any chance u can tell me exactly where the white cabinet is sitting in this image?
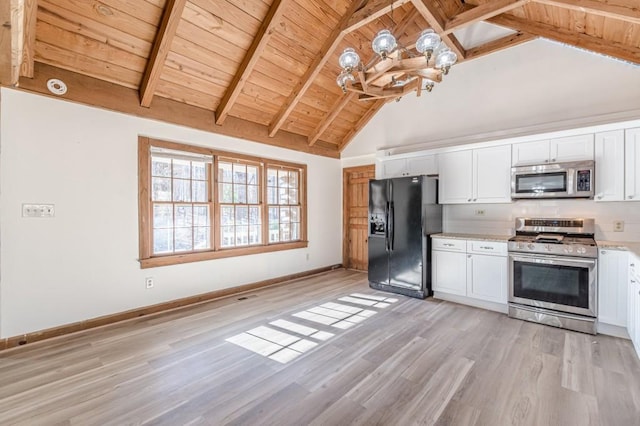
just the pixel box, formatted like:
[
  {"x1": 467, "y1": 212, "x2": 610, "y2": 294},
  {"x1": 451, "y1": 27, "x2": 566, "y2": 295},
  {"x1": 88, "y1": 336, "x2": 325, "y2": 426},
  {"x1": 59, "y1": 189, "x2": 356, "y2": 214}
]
[
  {"x1": 512, "y1": 134, "x2": 594, "y2": 166},
  {"x1": 628, "y1": 255, "x2": 640, "y2": 357},
  {"x1": 433, "y1": 249, "x2": 467, "y2": 296},
  {"x1": 439, "y1": 145, "x2": 511, "y2": 204},
  {"x1": 595, "y1": 130, "x2": 625, "y2": 202},
  {"x1": 598, "y1": 249, "x2": 628, "y2": 327},
  {"x1": 625, "y1": 128, "x2": 640, "y2": 202},
  {"x1": 379, "y1": 154, "x2": 438, "y2": 178},
  {"x1": 432, "y1": 238, "x2": 508, "y2": 304}
]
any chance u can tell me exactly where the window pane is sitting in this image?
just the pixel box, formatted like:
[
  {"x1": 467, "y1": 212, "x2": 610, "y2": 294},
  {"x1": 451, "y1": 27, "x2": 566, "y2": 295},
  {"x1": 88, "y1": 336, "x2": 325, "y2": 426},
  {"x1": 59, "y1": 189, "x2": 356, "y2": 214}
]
[
  {"x1": 221, "y1": 206, "x2": 234, "y2": 225},
  {"x1": 247, "y1": 185, "x2": 259, "y2": 204},
  {"x1": 219, "y1": 183, "x2": 233, "y2": 203},
  {"x1": 233, "y1": 163, "x2": 247, "y2": 184},
  {"x1": 153, "y1": 228, "x2": 173, "y2": 254},
  {"x1": 173, "y1": 159, "x2": 190, "y2": 178},
  {"x1": 280, "y1": 206, "x2": 290, "y2": 223},
  {"x1": 152, "y1": 157, "x2": 171, "y2": 177},
  {"x1": 291, "y1": 223, "x2": 300, "y2": 240},
  {"x1": 221, "y1": 226, "x2": 235, "y2": 248},
  {"x1": 219, "y1": 162, "x2": 233, "y2": 183},
  {"x1": 192, "y1": 180, "x2": 207, "y2": 202},
  {"x1": 173, "y1": 179, "x2": 191, "y2": 202},
  {"x1": 280, "y1": 223, "x2": 291, "y2": 241},
  {"x1": 235, "y1": 225, "x2": 248, "y2": 246},
  {"x1": 194, "y1": 227, "x2": 210, "y2": 249},
  {"x1": 194, "y1": 205, "x2": 209, "y2": 226},
  {"x1": 152, "y1": 177, "x2": 171, "y2": 201},
  {"x1": 267, "y1": 169, "x2": 278, "y2": 187},
  {"x1": 174, "y1": 227, "x2": 193, "y2": 252},
  {"x1": 290, "y1": 206, "x2": 300, "y2": 223},
  {"x1": 278, "y1": 187, "x2": 288, "y2": 204},
  {"x1": 278, "y1": 169, "x2": 288, "y2": 187},
  {"x1": 175, "y1": 205, "x2": 193, "y2": 227},
  {"x1": 235, "y1": 206, "x2": 248, "y2": 225},
  {"x1": 249, "y1": 207, "x2": 261, "y2": 225},
  {"x1": 249, "y1": 225, "x2": 261, "y2": 244},
  {"x1": 247, "y1": 166, "x2": 258, "y2": 185},
  {"x1": 234, "y1": 184, "x2": 247, "y2": 204},
  {"x1": 289, "y1": 188, "x2": 299, "y2": 205},
  {"x1": 267, "y1": 187, "x2": 276, "y2": 204},
  {"x1": 269, "y1": 206, "x2": 279, "y2": 224},
  {"x1": 153, "y1": 204, "x2": 173, "y2": 228},
  {"x1": 289, "y1": 171, "x2": 299, "y2": 188},
  {"x1": 192, "y1": 161, "x2": 206, "y2": 180}
]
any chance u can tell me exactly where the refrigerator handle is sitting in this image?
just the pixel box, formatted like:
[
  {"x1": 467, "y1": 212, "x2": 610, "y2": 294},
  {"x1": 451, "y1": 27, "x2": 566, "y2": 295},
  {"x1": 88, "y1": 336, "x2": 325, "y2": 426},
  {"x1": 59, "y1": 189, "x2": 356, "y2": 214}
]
[
  {"x1": 385, "y1": 201, "x2": 390, "y2": 252},
  {"x1": 389, "y1": 201, "x2": 395, "y2": 251}
]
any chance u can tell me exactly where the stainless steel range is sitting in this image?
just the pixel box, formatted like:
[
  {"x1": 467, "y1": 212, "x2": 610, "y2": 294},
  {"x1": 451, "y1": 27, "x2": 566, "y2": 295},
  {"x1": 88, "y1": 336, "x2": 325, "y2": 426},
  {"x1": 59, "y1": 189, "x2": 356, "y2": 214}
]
[{"x1": 508, "y1": 218, "x2": 598, "y2": 334}]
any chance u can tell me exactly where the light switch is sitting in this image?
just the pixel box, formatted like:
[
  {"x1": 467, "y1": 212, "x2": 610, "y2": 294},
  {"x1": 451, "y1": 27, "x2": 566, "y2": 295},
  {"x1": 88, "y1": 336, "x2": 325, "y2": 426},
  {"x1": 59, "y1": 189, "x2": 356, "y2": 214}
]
[{"x1": 22, "y1": 204, "x2": 55, "y2": 218}]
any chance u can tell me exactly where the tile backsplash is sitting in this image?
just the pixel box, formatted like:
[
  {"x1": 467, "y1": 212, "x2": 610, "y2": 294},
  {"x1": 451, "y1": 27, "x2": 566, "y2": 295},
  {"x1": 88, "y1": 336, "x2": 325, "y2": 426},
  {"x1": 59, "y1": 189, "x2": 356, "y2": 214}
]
[{"x1": 444, "y1": 200, "x2": 640, "y2": 242}]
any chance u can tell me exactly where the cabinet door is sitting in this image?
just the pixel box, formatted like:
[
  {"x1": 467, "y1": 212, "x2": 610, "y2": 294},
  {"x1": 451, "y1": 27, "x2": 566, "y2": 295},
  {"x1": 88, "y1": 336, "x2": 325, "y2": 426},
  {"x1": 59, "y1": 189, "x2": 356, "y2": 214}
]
[
  {"x1": 467, "y1": 254, "x2": 508, "y2": 304},
  {"x1": 473, "y1": 145, "x2": 512, "y2": 203},
  {"x1": 594, "y1": 131, "x2": 625, "y2": 202},
  {"x1": 407, "y1": 155, "x2": 438, "y2": 176},
  {"x1": 550, "y1": 134, "x2": 595, "y2": 163},
  {"x1": 438, "y1": 150, "x2": 472, "y2": 204},
  {"x1": 629, "y1": 256, "x2": 640, "y2": 356},
  {"x1": 432, "y1": 250, "x2": 467, "y2": 296},
  {"x1": 598, "y1": 249, "x2": 628, "y2": 327},
  {"x1": 625, "y1": 128, "x2": 640, "y2": 202},
  {"x1": 380, "y1": 158, "x2": 408, "y2": 178},
  {"x1": 511, "y1": 140, "x2": 550, "y2": 166}
]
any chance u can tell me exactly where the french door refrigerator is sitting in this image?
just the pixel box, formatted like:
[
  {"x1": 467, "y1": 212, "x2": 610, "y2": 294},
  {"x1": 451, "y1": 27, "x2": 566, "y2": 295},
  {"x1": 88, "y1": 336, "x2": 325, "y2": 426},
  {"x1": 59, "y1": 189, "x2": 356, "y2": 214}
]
[{"x1": 368, "y1": 176, "x2": 441, "y2": 299}]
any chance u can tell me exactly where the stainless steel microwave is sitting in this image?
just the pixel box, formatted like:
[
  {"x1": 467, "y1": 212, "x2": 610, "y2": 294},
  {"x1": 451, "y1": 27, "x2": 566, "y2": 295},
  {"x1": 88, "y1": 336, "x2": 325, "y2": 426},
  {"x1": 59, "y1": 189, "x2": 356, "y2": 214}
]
[{"x1": 511, "y1": 160, "x2": 595, "y2": 199}]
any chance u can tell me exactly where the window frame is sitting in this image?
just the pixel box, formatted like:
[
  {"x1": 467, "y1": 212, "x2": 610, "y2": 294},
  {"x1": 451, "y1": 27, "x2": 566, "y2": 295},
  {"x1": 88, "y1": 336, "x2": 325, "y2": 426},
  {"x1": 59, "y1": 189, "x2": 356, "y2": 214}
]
[{"x1": 139, "y1": 137, "x2": 308, "y2": 268}]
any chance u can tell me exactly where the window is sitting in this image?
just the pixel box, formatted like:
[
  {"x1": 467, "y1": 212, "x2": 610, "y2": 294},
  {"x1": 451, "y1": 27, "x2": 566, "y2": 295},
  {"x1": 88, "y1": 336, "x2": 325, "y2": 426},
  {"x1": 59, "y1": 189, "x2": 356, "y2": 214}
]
[{"x1": 139, "y1": 137, "x2": 307, "y2": 268}]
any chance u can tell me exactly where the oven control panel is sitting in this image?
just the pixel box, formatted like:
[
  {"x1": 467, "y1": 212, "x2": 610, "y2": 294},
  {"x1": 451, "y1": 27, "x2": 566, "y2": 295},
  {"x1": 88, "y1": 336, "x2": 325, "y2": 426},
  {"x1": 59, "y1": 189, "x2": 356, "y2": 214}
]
[{"x1": 508, "y1": 240, "x2": 597, "y2": 258}]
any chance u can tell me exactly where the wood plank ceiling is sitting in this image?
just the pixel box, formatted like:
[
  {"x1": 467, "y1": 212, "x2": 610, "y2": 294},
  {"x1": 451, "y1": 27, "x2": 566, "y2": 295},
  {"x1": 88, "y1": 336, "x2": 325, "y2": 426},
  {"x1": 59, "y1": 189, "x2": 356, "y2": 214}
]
[{"x1": 2, "y1": 0, "x2": 639, "y2": 158}]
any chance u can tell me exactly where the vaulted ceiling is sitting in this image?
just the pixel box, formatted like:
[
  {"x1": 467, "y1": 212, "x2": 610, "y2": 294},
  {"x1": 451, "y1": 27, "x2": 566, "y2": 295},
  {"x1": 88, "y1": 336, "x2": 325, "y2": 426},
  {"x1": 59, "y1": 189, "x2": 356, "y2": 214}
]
[{"x1": 1, "y1": 0, "x2": 639, "y2": 158}]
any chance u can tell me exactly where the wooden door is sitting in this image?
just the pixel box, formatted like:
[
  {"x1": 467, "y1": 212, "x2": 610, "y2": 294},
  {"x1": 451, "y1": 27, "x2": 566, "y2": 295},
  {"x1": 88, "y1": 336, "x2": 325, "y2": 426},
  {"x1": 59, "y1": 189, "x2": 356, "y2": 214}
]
[{"x1": 343, "y1": 165, "x2": 374, "y2": 271}]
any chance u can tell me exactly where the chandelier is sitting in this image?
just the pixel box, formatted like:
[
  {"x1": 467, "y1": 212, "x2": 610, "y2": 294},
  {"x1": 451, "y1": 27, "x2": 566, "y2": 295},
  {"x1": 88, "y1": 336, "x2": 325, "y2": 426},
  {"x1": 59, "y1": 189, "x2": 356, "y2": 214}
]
[{"x1": 336, "y1": 28, "x2": 458, "y2": 101}]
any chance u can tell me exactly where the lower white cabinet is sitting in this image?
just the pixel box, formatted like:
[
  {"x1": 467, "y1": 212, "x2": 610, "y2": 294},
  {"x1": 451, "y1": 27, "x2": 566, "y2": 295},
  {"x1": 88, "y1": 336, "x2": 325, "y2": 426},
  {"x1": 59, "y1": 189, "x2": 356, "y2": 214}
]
[
  {"x1": 598, "y1": 249, "x2": 628, "y2": 327},
  {"x1": 629, "y1": 255, "x2": 640, "y2": 357},
  {"x1": 432, "y1": 238, "x2": 508, "y2": 305}
]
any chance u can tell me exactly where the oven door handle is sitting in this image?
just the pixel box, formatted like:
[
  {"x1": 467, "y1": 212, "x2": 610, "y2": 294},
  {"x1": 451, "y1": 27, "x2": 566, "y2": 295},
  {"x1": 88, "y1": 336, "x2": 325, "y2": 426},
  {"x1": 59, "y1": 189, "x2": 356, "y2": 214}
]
[{"x1": 509, "y1": 253, "x2": 596, "y2": 268}]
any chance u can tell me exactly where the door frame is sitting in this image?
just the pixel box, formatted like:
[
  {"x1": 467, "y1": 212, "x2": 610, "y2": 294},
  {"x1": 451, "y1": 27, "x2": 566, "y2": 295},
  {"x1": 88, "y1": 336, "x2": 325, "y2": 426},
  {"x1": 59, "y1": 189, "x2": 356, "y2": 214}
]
[{"x1": 342, "y1": 164, "x2": 375, "y2": 270}]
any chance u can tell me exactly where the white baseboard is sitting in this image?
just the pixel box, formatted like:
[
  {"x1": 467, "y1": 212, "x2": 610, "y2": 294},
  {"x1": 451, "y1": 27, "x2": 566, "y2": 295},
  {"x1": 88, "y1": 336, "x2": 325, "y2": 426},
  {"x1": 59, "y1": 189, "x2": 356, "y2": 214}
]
[{"x1": 433, "y1": 292, "x2": 508, "y2": 314}]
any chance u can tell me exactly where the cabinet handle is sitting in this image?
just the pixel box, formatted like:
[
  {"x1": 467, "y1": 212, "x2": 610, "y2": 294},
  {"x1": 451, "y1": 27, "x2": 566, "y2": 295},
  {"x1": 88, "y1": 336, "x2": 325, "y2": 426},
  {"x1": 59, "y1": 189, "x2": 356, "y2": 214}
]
[
  {"x1": 467, "y1": 198, "x2": 471, "y2": 202},
  {"x1": 628, "y1": 195, "x2": 634, "y2": 199},
  {"x1": 544, "y1": 159, "x2": 549, "y2": 163},
  {"x1": 597, "y1": 195, "x2": 603, "y2": 200},
  {"x1": 551, "y1": 158, "x2": 556, "y2": 162},
  {"x1": 443, "y1": 243, "x2": 454, "y2": 247},
  {"x1": 631, "y1": 264, "x2": 635, "y2": 267},
  {"x1": 468, "y1": 254, "x2": 472, "y2": 258},
  {"x1": 480, "y1": 246, "x2": 493, "y2": 250},
  {"x1": 601, "y1": 251, "x2": 605, "y2": 255},
  {"x1": 473, "y1": 198, "x2": 477, "y2": 202}
]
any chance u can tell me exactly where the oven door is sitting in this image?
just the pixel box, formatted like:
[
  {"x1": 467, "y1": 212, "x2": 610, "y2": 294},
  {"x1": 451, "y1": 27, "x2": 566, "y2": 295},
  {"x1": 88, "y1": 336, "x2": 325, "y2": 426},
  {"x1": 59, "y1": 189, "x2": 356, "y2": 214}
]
[{"x1": 509, "y1": 253, "x2": 597, "y2": 317}]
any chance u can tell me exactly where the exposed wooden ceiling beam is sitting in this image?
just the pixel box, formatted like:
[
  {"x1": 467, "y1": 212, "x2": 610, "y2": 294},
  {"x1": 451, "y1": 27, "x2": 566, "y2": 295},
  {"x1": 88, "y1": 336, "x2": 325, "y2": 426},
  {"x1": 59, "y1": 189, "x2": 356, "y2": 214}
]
[
  {"x1": 533, "y1": 0, "x2": 640, "y2": 25},
  {"x1": 410, "y1": 0, "x2": 466, "y2": 59},
  {"x1": 346, "y1": 0, "x2": 412, "y2": 32},
  {"x1": 0, "y1": 0, "x2": 12, "y2": 85},
  {"x1": 139, "y1": 0, "x2": 187, "y2": 108},
  {"x1": 443, "y1": 0, "x2": 531, "y2": 35},
  {"x1": 308, "y1": 92, "x2": 356, "y2": 146},
  {"x1": 19, "y1": 62, "x2": 339, "y2": 158},
  {"x1": 339, "y1": 99, "x2": 386, "y2": 151},
  {"x1": 19, "y1": 0, "x2": 36, "y2": 78},
  {"x1": 489, "y1": 14, "x2": 640, "y2": 64},
  {"x1": 267, "y1": 0, "x2": 365, "y2": 138},
  {"x1": 1, "y1": 0, "x2": 25, "y2": 86},
  {"x1": 215, "y1": 0, "x2": 288, "y2": 125},
  {"x1": 465, "y1": 31, "x2": 536, "y2": 60}
]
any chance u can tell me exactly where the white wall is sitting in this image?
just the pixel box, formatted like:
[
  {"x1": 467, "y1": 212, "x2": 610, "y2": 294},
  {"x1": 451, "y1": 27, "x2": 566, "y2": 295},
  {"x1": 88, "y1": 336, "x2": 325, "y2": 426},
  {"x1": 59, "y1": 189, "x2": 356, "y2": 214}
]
[
  {"x1": 444, "y1": 200, "x2": 640, "y2": 242},
  {"x1": 0, "y1": 88, "x2": 343, "y2": 338},
  {"x1": 342, "y1": 39, "x2": 640, "y2": 158}
]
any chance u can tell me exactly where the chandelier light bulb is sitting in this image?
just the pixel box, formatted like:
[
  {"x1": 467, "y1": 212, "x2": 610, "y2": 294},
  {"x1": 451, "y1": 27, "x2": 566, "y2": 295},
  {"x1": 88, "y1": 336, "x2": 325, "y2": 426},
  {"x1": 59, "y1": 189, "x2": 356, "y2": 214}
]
[
  {"x1": 436, "y1": 47, "x2": 458, "y2": 75},
  {"x1": 336, "y1": 71, "x2": 356, "y2": 92},
  {"x1": 415, "y1": 29, "x2": 441, "y2": 62},
  {"x1": 422, "y1": 78, "x2": 435, "y2": 92},
  {"x1": 372, "y1": 30, "x2": 397, "y2": 59},
  {"x1": 338, "y1": 48, "x2": 360, "y2": 72}
]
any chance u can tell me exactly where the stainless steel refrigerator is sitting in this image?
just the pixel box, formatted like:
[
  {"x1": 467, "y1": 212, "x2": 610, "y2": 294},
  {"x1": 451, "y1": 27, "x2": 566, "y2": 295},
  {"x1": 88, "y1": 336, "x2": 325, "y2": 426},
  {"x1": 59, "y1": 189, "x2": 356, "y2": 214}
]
[{"x1": 368, "y1": 176, "x2": 442, "y2": 299}]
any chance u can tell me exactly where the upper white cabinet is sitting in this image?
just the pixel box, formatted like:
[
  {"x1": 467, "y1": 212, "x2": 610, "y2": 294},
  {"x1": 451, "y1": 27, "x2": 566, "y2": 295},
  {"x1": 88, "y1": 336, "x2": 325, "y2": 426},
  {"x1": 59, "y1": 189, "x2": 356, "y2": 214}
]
[
  {"x1": 598, "y1": 249, "x2": 628, "y2": 328},
  {"x1": 625, "y1": 128, "x2": 640, "y2": 202},
  {"x1": 439, "y1": 145, "x2": 511, "y2": 204},
  {"x1": 378, "y1": 154, "x2": 438, "y2": 178},
  {"x1": 594, "y1": 128, "x2": 640, "y2": 202},
  {"x1": 595, "y1": 130, "x2": 625, "y2": 202},
  {"x1": 512, "y1": 134, "x2": 594, "y2": 166}
]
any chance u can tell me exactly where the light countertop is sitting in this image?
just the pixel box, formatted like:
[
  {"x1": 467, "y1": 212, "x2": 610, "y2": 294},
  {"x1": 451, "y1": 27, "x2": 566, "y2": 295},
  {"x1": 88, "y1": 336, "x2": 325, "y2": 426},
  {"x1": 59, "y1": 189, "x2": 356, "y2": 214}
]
[
  {"x1": 597, "y1": 241, "x2": 640, "y2": 259},
  {"x1": 431, "y1": 233, "x2": 511, "y2": 243}
]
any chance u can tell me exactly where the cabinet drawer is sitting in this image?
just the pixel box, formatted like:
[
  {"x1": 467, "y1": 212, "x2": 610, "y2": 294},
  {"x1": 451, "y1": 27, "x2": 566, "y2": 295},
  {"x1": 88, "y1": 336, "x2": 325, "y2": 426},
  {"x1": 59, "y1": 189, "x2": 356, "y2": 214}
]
[
  {"x1": 432, "y1": 238, "x2": 466, "y2": 252},
  {"x1": 467, "y1": 240, "x2": 508, "y2": 256}
]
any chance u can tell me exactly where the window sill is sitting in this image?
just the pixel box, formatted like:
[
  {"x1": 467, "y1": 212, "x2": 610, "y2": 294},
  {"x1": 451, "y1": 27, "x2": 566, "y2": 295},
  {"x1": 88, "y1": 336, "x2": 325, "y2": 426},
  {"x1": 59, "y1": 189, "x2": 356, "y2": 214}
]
[{"x1": 139, "y1": 241, "x2": 309, "y2": 269}]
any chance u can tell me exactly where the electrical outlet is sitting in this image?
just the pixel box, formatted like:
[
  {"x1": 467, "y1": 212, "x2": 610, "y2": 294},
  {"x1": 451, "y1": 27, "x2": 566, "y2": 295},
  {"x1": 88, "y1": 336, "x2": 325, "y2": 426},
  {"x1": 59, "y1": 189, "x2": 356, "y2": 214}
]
[
  {"x1": 613, "y1": 220, "x2": 624, "y2": 232},
  {"x1": 306, "y1": 253, "x2": 310, "y2": 261},
  {"x1": 145, "y1": 277, "x2": 154, "y2": 289},
  {"x1": 22, "y1": 203, "x2": 55, "y2": 218},
  {"x1": 474, "y1": 209, "x2": 486, "y2": 216}
]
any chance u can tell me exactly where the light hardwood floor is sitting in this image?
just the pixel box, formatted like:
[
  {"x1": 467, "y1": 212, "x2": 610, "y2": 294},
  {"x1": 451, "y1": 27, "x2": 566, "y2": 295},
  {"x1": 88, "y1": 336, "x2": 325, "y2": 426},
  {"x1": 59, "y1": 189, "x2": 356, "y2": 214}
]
[{"x1": 1, "y1": 269, "x2": 639, "y2": 425}]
